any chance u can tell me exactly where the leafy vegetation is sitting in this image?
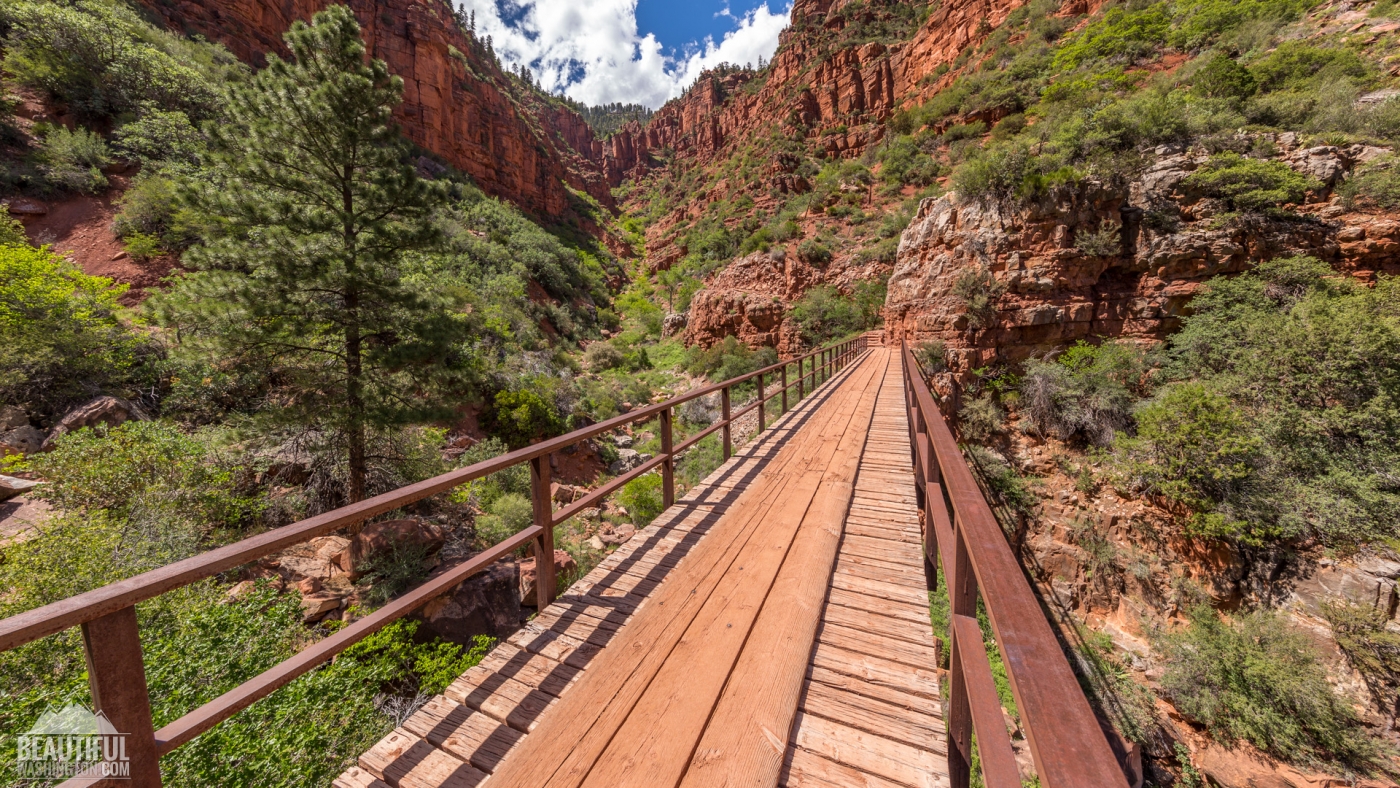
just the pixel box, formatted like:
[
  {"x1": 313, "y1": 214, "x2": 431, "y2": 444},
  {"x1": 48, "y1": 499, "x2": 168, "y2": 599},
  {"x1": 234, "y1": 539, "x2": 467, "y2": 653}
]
[{"x1": 1156, "y1": 605, "x2": 1380, "y2": 771}]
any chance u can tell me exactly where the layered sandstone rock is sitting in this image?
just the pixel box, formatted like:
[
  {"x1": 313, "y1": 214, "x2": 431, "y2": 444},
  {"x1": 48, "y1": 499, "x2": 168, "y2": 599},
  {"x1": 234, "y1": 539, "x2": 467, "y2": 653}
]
[
  {"x1": 137, "y1": 0, "x2": 612, "y2": 221},
  {"x1": 884, "y1": 140, "x2": 1397, "y2": 384}
]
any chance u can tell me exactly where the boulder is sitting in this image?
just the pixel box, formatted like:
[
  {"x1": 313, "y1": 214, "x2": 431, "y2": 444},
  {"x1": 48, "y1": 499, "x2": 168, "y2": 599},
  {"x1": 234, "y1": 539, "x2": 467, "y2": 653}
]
[
  {"x1": 662, "y1": 312, "x2": 688, "y2": 337},
  {"x1": 416, "y1": 561, "x2": 522, "y2": 643},
  {"x1": 331, "y1": 519, "x2": 446, "y2": 579},
  {"x1": 300, "y1": 592, "x2": 342, "y2": 623},
  {"x1": 612, "y1": 434, "x2": 634, "y2": 449},
  {"x1": 519, "y1": 549, "x2": 580, "y2": 607},
  {"x1": 608, "y1": 448, "x2": 643, "y2": 475},
  {"x1": 599, "y1": 524, "x2": 637, "y2": 546},
  {"x1": 0, "y1": 406, "x2": 27, "y2": 432},
  {"x1": 43, "y1": 396, "x2": 149, "y2": 449},
  {"x1": 0, "y1": 475, "x2": 39, "y2": 503},
  {"x1": 1, "y1": 426, "x2": 45, "y2": 456}
]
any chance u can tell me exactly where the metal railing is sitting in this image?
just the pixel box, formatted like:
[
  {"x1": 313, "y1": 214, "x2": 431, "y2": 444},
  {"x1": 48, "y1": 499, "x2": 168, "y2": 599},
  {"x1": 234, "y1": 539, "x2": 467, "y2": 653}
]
[
  {"x1": 901, "y1": 341, "x2": 1130, "y2": 788},
  {"x1": 0, "y1": 335, "x2": 871, "y2": 787}
]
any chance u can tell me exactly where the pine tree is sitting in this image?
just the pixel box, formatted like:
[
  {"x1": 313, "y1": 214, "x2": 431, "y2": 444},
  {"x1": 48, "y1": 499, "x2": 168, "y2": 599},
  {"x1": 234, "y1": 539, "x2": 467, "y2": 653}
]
[{"x1": 155, "y1": 6, "x2": 471, "y2": 503}]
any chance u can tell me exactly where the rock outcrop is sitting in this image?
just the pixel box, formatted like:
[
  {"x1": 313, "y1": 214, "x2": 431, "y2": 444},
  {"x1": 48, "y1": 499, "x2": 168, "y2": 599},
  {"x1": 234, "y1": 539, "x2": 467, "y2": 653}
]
[
  {"x1": 884, "y1": 139, "x2": 1399, "y2": 385},
  {"x1": 136, "y1": 0, "x2": 612, "y2": 222}
]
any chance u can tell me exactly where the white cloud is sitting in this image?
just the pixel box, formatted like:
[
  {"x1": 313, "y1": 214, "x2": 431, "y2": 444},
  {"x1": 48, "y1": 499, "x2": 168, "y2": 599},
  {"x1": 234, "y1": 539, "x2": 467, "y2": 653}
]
[{"x1": 456, "y1": 0, "x2": 791, "y2": 109}]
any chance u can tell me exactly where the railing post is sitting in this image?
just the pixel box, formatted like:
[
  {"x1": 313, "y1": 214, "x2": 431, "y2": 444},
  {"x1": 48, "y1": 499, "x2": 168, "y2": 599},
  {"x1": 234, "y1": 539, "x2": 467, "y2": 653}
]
[
  {"x1": 756, "y1": 372, "x2": 765, "y2": 432},
  {"x1": 660, "y1": 407, "x2": 675, "y2": 509},
  {"x1": 797, "y1": 357, "x2": 805, "y2": 400},
  {"x1": 948, "y1": 525, "x2": 979, "y2": 788},
  {"x1": 721, "y1": 386, "x2": 732, "y2": 461},
  {"x1": 781, "y1": 364, "x2": 788, "y2": 414},
  {"x1": 83, "y1": 605, "x2": 162, "y2": 788},
  {"x1": 530, "y1": 455, "x2": 556, "y2": 607}
]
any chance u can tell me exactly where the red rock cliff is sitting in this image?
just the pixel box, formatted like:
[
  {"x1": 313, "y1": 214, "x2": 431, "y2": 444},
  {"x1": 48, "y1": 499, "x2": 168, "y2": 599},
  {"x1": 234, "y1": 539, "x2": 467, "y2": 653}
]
[{"x1": 137, "y1": 0, "x2": 612, "y2": 222}]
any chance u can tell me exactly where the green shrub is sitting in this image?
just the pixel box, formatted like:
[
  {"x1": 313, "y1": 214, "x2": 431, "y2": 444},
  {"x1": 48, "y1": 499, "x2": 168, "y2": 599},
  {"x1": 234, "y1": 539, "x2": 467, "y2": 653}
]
[
  {"x1": 1020, "y1": 340, "x2": 1144, "y2": 446},
  {"x1": 0, "y1": 244, "x2": 151, "y2": 422},
  {"x1": 796, "y1": 238, "x2": 833, "y2": 266},
  {"x1": 877, "y1": 135, "x2": 940, "y2": 186},
  {"x1": 913, "y1": 340, "x2": 947, "y2": 373},
  {"x1": 584, "y1": 341, "x2": 625, "y2": 371},
  {"x1": 37, "y1": 125, "x2": 110, "y2": 194},
  {"x1": 1052, "y1": 5, "x2": 1170, "y2": 71},
  {"x1": 1170, "y1": 0, "x2": 1314, "y2": 51},
  {"x1": 1075, "y1": 220, "x2": 1122, "y2": 257},
  {"x1": 1340, "y1": 155, "x2": 1400, "y2": 210},
  {"x1": 1115, "y1": 383, "x2": 1262, "y2": 534},
  {"x1": 1183, "y1": 152, "x2": 1320, "y2": 211},
  {"x1": 965, "y1": 444, "x2": 1037, "y2": 520},
  {"x1": 474, "y1": 492, "x2": 533, "y2": 549},
  {"x1": 453, "y1": 437, "x2": 529, "y2": 508},
  {"x1": 1247, "y1": 42, "x2": 1370, "y2": 94},
  {"x1": 941, "y1": 121, "x2": 987, "y2": 143},
  {"x1": 487, "y1": 385, "x2": 564, "y2": 448},
  {"x1": 790, "y1": 281, "x2": 886, "y2": 344},
  {"x1": 950, "y1": 266, "x2": 1005, "y2": 330},
  {"x1": 123, "y1": 231, "x2": 162, "y2": 261},
  {"x1": 619, "y1": 473, "x2": 664, "y2": 526},
  {"x1": 1320, "y1": 600, "x2": 1400, "y2": 718},
  {"x1": 1155, "y1": 605, "x2": 1379, "y2": 772},
  {"x1": 958, "y1": 393, "x2": 1005, "y2": 442},
  {"x1": 114, "y1": 106, "x2": 206, "y2": 168},
  {"x1": 2, "y1": 0, "x2": 223, "y2": 121},
  {"x1": 1191, "y1": 52, "x2": 1257, "y2": 100}
]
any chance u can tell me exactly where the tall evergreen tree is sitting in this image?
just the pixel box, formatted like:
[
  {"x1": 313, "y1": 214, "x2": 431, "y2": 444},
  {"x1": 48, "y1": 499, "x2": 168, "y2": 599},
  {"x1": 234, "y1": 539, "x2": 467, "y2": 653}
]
[{"x1": 154, "y1": 5, "x2": 470, "y2": 503}]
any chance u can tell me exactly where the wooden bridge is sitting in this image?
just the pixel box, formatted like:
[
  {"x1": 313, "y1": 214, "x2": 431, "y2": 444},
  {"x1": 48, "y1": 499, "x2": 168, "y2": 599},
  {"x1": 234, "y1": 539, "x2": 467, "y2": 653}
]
[{"x1": 0, "y1": 338, "x2": 1131, "y2": 788}]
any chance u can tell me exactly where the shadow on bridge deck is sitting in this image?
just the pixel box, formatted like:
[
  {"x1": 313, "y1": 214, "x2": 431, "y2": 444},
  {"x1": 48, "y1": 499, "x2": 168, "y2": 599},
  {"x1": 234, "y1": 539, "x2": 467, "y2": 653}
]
[{"x1": 337, "y1": 347, "x2": 947, "y2": 788}]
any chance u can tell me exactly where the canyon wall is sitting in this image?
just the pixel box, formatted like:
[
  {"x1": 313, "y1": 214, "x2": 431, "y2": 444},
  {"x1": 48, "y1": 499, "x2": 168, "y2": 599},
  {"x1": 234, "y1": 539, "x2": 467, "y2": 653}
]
[
  {"x1": 595, "y1": 0, "x2": 1030, "y2": 187},
  {"x1": 884, "y1": 138, "x2": 1400, "y2": 384},
  {"x1": 138, "y1": 0, "x2": 612, "y2": 222}
]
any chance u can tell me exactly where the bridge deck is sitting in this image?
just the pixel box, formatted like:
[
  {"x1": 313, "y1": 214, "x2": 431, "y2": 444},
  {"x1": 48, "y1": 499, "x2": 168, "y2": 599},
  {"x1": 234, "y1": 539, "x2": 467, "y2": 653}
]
[{"x1": 335, "y1": 347, "x2": 947, "y2": 788}]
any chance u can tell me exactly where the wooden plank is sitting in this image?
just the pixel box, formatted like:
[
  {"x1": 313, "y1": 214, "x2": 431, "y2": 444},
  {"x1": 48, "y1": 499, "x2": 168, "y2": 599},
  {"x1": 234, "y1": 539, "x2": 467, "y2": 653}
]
[
  {"x1": 799, "y1": 679, "x2": 946, "y2": 747},
  {"x1": 334, "y1": 766, "x2": 392, "y2": 788},
  {"x1": 678, "y1": 354, "x2": 887, "y2": 788},
  {"x1": 358, "y1": 728, "x2": 487, "y2": 788},
  {"x1": 790, "y1": 712, "x2": 947, "y2": 788},
  {"x1": 580, "y1": 357, "x2": 885, "y2": 788},
  {"x1": 844, "y1": 521, "x2": 922, "y2": 544},
  {"x1": 818, "y1": 620, "x2": 939, "y2": 671},
  {"x1": 821, "y1": 602, "x2": 935, "y2": 648},
  {"x1": 486, "y1": 355, "x2": 881, "y2": 788},
  {"x1": 840, "y1": 534, "x2": 923, "y2": 566},
  {"x1": 831, "y1": 570, "x2": 931, "y2": 607},
  {"x1": 401, "y1": 697, "x2": 522, "y2": 774},
  {"x1": 444, "y1": 669, "x2": 556, "y2": 733},
  {"x1": 826, "y1": 586, "x2": 931, "y2": 625},
  {"x1": 474, "y1": 643, "x2": 581, "y2": 697},
  {"x1": 780, "y1": 747, "x2": 908, "y2": 788},
  {"x1": 806, "y1": 665, "x2": 942, "y2": 717}
]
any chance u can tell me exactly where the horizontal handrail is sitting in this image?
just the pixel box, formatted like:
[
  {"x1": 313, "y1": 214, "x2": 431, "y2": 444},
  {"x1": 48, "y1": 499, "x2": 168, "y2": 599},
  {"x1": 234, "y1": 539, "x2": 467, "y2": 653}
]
[
  {"x1": 901, "y1": 342, "x2": 1128, "y2": 788},
  {"x1": 0, "y1": 337, "x2": 859, "y2": 652},
  {"x1": 4, "y1": 332, "x2": 868, "y2": 788}
]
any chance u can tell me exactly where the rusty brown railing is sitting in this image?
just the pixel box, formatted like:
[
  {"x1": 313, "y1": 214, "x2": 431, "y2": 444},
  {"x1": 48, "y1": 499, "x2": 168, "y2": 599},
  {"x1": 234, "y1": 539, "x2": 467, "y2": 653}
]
[
  {"x1": 901, "y1": 341, "x2": 1130, "y2": 788},
  {"x1": 0, "y1": 335, "x2": 871, "y2": 788}
]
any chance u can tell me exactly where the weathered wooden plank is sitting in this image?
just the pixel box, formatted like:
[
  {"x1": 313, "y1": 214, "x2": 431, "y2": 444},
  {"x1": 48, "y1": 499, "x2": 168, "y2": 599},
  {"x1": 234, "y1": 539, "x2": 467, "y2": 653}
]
[
  {"x1": 811, "y1": 638, "x2": 941, "y2": 702},
  {"x1": 779, "y1": 746, "x2": 908, "y2": 788},
  {"x1": 800, "y1": 679, "x2": 946, "y2": 748},
  {"x1": 473, "y1": 643, "x2": 581, "y2": 697},
  {"x1": 805, "y1": 665, "x2": 942, "y2": 716},
  {"x1": 826, "y1": 586, "x2": 932, "y2": 625},
  {"x1": 790, "y1": 712, "x2": 947, "y2": 788},
  {"x1": 831, "y1": 569, "x2": 931, "y2": 607},
  {"x1": 821, "y1": 602, "x2": 935, "y2": 648},
  {"x1": 580, "y1": 357, "x2": 885, "y2": 788},
  {"x1": 818, "y1": 620, "x2": 939, "y2": 672},
  {"x1": 401, "y1": 697, "x2": 522, "y2": 774},
  {"x1": 678, "y1": 354, "x2": 887, "y2": 788},
  {"x1": 358, "y1": 728, "x2": 487, "y2": 788},
  {"x1": 444, "y1": 668, "x2": 556, "y2": 733}
]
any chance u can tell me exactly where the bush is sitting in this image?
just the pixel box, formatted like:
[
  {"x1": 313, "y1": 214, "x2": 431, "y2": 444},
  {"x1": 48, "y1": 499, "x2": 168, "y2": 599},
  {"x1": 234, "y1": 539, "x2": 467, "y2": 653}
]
[
  {"x1": 1052, "y1": 5, "x2": 1170, "y2": 71},
  {"x1": 474, "y1": 492, "x2": 533, "y2": 549},
  {"x1": 789, "y1": 281, "x2": 886, "y2": 344},
  {"x1": 1151, "y1": 260, "x2": 1400, "y2": 546},
  {"x1": 618, "y1": 473, "x2": 664, "y2": 526},
  {"x1": 913, "y1": 340, "x2": 947, "y2": 373},
  {"x1": 1020, "y1": 340, "x2": 1143, "y2": 446},
  {"x1": 1075, "y1": 220, "x2": 1122, "y2": 257},
  {"x1": 1, "y1": 0, "x2": 223, "y2": 122},
  {"x1": 958, "y1": 393, "x2": 1005, "y2": 442},
  {"x1": 1183, "y1": 152, "x2": 1320, "y2": 211},
  {"x1": 1115, "y1": 383, "x2": 1262, "y2": 535},
  {"x1": 584, "y1": 341, "x2": 625, "y2": 371},
  {"x1": 487, "y1": 385, "x2": 564, "y2": 448},
  {"x1": 965, "y1": 444, "x2": 1037, "y2": 519},
  {"x1": 1155, "y1": 605, "x2": 1379, "y2": 772},
  {"x1": 1339, "y1": 155, "x2": 1400, "y2": 210},
  {"x1": 951, "y1": 266, "x2": 1005, "y2": 330},
  {"x1": 0, "y1": 244, "x2": 151, "y2": 422},
  {"x1": 114, "y1": 106, "x2": 206, "y2": 168},
  {"x1": 796, "y1": 238, "x2": 833, "y2": 266},
  {"x1": 453, "y1": 437, "x2": 529, "y2": 508},
  {"x1": 1191, "y1": 52, "x2": 1257, "y2": 101},
  {"x1": 37, "y1": 125, "x2": 110, "y2": 194}
]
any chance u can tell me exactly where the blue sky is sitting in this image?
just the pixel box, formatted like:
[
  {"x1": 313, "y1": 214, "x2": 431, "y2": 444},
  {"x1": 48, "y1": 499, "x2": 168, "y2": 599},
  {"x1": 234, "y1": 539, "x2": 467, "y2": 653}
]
[
  {"x1": 460, "y1": 0, "x2": 792, "y2": 109},
  {"x1": 636, "y1": 0, "x2": 776, "y2": 59}
]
